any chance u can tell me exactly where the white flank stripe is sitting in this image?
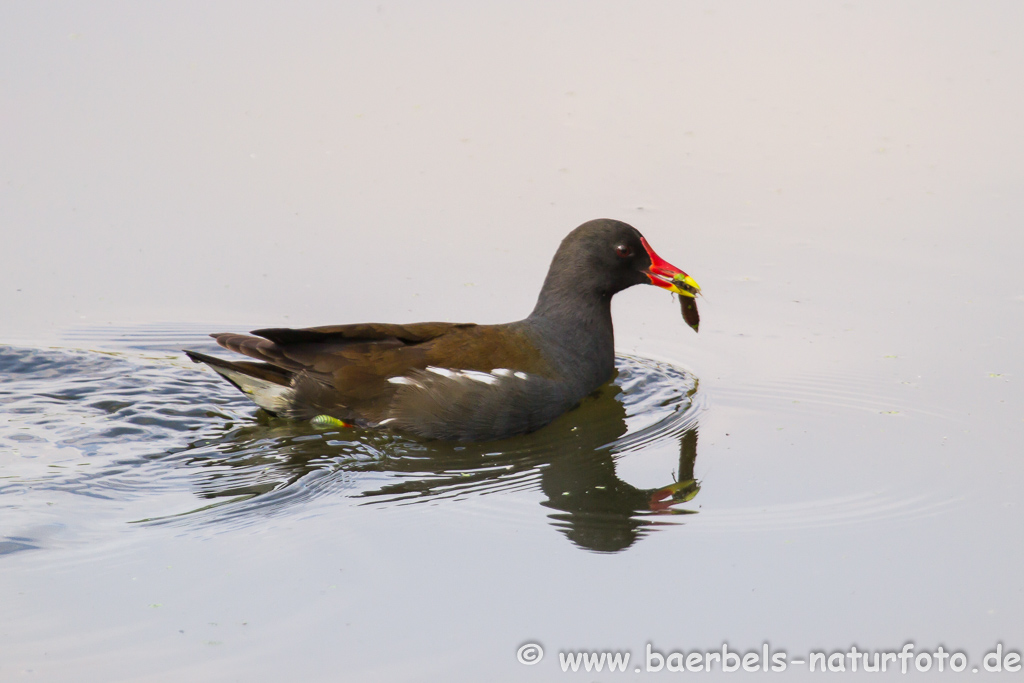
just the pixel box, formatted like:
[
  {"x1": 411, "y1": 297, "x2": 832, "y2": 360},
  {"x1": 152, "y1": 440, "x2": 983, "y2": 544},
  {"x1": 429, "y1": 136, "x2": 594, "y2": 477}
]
[
  {"x1": 388, "y1": 376, "x2": 424, "y2": 389},
  {"x1": 461, "y1": 370, "x2": 500, "y2": 385}
]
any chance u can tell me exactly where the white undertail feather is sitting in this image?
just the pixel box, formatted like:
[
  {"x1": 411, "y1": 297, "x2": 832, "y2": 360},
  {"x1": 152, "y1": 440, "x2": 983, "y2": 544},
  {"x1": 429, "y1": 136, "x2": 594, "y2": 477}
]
[{"x1": 209, "y1": 365, "x2": 294, "y2": 414}]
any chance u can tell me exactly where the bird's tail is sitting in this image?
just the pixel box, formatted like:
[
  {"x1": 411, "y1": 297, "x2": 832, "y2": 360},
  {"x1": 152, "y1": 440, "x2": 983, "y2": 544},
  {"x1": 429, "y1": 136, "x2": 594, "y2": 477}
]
[{"x1": 184, "y1": 350, "x2": 295, "y2": 415}]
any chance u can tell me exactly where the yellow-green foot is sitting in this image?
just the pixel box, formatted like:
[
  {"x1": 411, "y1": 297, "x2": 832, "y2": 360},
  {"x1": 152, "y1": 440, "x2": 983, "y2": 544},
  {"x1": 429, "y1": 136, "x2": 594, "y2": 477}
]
[{"x1": 310, "y1": 415, "x2": 351, "y2": 429}]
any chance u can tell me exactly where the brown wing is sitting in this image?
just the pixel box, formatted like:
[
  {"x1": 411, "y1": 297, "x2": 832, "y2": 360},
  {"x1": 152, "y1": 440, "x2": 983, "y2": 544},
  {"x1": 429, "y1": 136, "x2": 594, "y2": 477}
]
[
  {"x1": 252, "y1": 322, "x2": 474, "y2": 346},
  {"x1": 213, "y1": 322, "x2": 474, "y2": 371},
  {"x1": 210, "y1": 321, "x2": 556, "y2": 426}
]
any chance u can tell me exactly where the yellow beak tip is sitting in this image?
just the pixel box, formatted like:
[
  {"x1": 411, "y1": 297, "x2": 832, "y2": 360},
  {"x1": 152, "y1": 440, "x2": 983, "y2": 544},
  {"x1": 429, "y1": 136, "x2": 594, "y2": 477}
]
[{"x1": 672, "y1": 275, "x2": 701, "y2": 297}]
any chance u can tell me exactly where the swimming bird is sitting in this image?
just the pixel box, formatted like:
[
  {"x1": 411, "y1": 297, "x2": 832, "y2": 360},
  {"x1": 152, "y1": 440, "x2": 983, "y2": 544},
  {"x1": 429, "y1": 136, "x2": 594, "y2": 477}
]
[{"x1": 185, "y1": 218, "x2": 700, "y2": 441}]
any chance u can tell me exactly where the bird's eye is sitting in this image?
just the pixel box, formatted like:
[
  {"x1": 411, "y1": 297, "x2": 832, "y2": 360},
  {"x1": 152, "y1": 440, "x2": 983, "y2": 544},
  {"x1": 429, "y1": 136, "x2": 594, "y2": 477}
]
[{"x1": 616, "y1": 244, "x2": 634, "y2": 258}]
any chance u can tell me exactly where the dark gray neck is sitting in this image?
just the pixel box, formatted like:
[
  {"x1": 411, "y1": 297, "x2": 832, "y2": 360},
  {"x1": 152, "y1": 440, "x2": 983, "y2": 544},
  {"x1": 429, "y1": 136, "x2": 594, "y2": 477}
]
[{"x1": 526, "y1": 281, "x2": 616, "y2": 392}]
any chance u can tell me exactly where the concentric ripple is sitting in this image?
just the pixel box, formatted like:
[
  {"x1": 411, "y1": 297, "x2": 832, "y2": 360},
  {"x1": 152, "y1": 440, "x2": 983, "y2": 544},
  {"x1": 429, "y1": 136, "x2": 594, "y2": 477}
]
[{"x1": 1, "y1": 330, "x2": 703, "y2": 552}]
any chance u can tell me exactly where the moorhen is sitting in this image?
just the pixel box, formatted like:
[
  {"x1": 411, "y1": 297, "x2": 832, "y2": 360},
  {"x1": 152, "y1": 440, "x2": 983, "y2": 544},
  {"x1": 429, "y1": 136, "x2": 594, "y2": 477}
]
[{"x1": 185, "y1": 218, "x2": 700, "y2": 441}]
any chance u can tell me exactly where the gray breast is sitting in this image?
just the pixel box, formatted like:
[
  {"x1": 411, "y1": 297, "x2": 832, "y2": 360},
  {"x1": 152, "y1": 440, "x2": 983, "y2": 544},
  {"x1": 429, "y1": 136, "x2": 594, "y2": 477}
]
[{"x1": 380, "y1": 366, "x2": 578, "y2": 441}]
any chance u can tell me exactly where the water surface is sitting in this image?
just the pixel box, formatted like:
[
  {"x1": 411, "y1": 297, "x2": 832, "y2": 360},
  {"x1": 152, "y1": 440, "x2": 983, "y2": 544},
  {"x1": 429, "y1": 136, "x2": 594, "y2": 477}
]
[{"x1": 2, "y1": 2, "x2": 1023, "y2": 681}]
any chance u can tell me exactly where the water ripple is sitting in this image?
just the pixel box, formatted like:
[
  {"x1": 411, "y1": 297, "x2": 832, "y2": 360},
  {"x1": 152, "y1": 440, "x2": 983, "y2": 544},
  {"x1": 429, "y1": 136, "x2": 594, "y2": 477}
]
[
  {"x1": 2, "y1": 328, "x2": 968, "y2": 553},
  {"x1": 1, "y1": 337, "x2": 702, "y2": 553}
]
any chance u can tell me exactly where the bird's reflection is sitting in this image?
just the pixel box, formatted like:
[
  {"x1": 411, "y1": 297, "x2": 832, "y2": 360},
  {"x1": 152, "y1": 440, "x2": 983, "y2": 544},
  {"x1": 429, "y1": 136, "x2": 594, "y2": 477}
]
[
  {"x1": 164, "y1": 364, "x2": 701, "y2": 553},
  {"x1": 540, "y1": 428, "x2": 699, "y2": 552}
]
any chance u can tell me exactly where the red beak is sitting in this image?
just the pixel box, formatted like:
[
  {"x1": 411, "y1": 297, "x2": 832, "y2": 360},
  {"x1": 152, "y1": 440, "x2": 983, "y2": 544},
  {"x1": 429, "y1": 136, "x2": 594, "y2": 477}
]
[{"x1": 641, "y1": 237, "x2": 700, "y2": 297}]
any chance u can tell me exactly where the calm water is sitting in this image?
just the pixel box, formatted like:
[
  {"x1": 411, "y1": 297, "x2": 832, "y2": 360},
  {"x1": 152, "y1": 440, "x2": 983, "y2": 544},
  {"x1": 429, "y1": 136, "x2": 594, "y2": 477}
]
[{"x1": 3, "y1": 3, "x2": 1023, "y2": 681}]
